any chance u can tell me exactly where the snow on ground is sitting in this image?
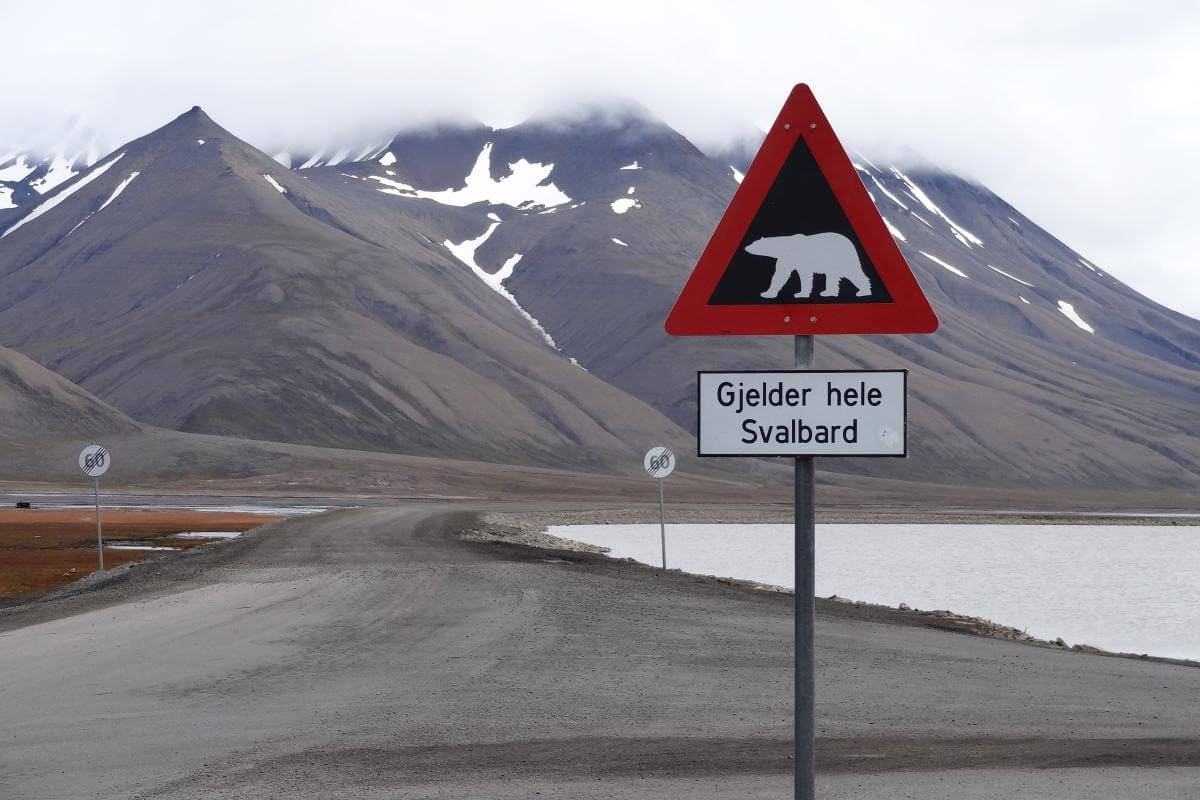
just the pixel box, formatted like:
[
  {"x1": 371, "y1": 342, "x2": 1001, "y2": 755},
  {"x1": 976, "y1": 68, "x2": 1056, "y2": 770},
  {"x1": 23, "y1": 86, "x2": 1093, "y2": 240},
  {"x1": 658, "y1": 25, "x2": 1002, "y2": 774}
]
[
  {"x1": 273, "y1": 152, "x2": 293, "y2": 168},
  {"x1": 852, "y1": 149, "x2": 882, "y2": 172},
  {"x1": 368, "y1": 175, "x2": 417, "y2": 195},
  {"x1": 352, "y1": 142, "x2": 382, "y2": 161},
  {"x1": 610, "y1": 197, "x2": 641, "y2": 214},
  {"x1": 487, "y1": 212, "x2": 501, "y2": 222},
  {"x1": 890, "y1": 166, "x2": 983, "y2": 248},
  {"x1": 325, "y1": 146, "x2": 352, "y2": 167},
  {"x1": 911, "y1": 212, "x2": 935, "y2": 228},
  {"x1": 0, "y1": 155, "x2": 36, "y2": 182},
  {"x1": 612, "y1": 237, "x2": 628, "y2": 247},
  {"x1": 730, "y1": 166, "x2": 745, "y2": 184},
  {"x1": 262, "y1": 175, "x2": 287, "y2": 194},
  {"x1": 298, "y1": 152, "x2": 324, "y2": 169},
  {"x1": 366, "y1": 142, "x2": 570, "y2": 211},
  {"x1": 620, "y1": 161, "x2": 641, "y2": 170},
  {"x1": 1058, "y1": 301, "x2": 1095, "y2": 333},
  {"x1": 66, "y1": 170, "x2": 141, "y2": 236},
  {"x1": 443, "y1": 221, "x2": 558, "y2": 348},
  {"x1": 379, "y1": 151, "x2": 397, "y2": 166},
  {"x1": 865, "y1": 172, "x2": 909, "y2": 211},
  {"x1": 196, "y1": 139, "x2": 205, "y2": 145},
  {"x1": 0, "y1": 188, "x2": 13, "y2": 210},
  {"x1": 98, "y1": 171, "x2": 139, "y2": 212},
  {"x1": 882, "y1": 216, "x2": 906, "y2": 241},
  {"x1": 30, "y1": 155, "x2": 78, "y2": 194},
  {"x1": 2, "y1": 154, "x2": 124, "y2": 239},
  {"x1": 918, "y1": 250, "x2": 968, "y2": 278},
  {"x1": 1008, "y1": 216, "x2": 1020, "y2": 226},
  {"x1": 413, "y1": 143, "x2": 570, "y2": 209},
  {"x1": 173, "y1": 531, "x2": 242, "y2": 539},
  {"x1": 1019, "y1": 296, "x2": 1030, "y2": 304},
  {"x1": 987, "y1": 264, "x2": 1034, "y2": 286}
]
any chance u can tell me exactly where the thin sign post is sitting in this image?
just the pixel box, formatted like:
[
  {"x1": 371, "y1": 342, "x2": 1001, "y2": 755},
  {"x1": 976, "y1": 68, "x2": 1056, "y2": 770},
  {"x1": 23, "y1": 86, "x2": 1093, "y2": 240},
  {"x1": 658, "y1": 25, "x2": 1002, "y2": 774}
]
[
  {"x1": 793, "y1": 336, "x2": 816, "y2": 799},
  {"x1": 643, "y1": 447, "x2": 675, "y2": 568},
  {"x1": 78, "y1": 445, "x2": 111, "y2": 572}
]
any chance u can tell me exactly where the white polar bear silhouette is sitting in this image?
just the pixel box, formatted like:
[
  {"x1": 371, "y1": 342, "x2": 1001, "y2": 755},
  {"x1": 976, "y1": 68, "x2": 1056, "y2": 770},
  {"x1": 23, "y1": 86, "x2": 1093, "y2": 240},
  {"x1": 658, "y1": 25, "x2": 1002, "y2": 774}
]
[{"x1": 745, "y1": 232, "x2": 872, "y2": 299}]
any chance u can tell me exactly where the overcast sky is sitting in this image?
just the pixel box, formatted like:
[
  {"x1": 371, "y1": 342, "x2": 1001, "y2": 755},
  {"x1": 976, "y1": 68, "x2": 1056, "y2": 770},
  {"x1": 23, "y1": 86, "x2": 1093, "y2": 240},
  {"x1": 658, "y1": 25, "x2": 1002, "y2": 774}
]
[{"x1": 5, "y1": 0, "x2": 1198, "y2": 317}]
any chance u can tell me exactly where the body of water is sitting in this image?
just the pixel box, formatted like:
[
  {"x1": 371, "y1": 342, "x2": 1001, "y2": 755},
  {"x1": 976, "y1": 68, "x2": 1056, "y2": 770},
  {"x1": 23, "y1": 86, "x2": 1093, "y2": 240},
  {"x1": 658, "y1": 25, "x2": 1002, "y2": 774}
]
[{"x1": 551, "y1": 523, "x2": 1200, "y2": 660}]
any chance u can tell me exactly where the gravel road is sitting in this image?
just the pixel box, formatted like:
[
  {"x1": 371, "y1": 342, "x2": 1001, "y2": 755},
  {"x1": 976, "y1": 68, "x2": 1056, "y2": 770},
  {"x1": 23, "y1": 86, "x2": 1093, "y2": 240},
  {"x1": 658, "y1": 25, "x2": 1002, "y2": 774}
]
[{"x1": 2, "y1": 506, "x2": 1198, "y2": 798}]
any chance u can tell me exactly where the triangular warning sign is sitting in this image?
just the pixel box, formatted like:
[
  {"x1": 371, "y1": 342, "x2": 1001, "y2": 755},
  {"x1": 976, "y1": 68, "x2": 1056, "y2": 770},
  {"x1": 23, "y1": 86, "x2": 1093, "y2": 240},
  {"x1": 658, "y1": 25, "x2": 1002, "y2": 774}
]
[{"x1": 665, "y1": 84, "x2": 938, "y2": 336}]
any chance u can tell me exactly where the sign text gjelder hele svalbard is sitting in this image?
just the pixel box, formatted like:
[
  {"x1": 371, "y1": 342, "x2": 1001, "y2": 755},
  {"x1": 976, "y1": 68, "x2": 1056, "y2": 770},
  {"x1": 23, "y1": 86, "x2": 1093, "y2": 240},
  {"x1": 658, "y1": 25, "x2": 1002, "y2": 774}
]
[{"x1": 697, "y1": 371, "x2": 907, "y2": 457}]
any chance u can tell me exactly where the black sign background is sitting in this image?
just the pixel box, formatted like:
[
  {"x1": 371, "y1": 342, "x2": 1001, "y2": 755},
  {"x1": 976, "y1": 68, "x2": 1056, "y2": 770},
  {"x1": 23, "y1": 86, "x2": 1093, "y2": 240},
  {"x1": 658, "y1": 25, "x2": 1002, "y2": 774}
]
[{"x1": 707, "y1": 138, "x2": 892, "y2": 305}]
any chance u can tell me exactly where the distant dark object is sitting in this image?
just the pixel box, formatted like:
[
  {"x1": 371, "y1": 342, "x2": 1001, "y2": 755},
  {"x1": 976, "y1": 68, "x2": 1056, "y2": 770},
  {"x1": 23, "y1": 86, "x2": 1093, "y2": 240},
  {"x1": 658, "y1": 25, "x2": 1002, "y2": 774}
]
[{"x1": 15, "y1": 501, "x2": 31, "y2": 509}]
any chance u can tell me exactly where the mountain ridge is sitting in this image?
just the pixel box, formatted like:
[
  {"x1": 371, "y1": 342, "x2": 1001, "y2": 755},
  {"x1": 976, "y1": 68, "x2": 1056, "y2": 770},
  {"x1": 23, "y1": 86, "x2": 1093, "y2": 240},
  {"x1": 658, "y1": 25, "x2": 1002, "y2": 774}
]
[{"x1": 0, "y1": 102, "x2": 1196, "y2": 490}]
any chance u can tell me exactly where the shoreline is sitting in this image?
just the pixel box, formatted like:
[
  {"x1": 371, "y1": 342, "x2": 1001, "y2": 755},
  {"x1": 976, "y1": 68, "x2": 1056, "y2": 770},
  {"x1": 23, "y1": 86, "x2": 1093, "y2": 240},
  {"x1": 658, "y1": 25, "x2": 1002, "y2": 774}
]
[{"x1": 468, "y1": 510, "x2": 1200, "y2": 671}]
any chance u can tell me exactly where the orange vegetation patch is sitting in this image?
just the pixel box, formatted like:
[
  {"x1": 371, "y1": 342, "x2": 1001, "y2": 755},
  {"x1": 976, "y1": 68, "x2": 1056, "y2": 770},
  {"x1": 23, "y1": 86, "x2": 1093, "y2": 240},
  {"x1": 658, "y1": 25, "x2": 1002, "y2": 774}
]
[{"x1": 0, "y1": 509, "x2": 284, "y2": 600}]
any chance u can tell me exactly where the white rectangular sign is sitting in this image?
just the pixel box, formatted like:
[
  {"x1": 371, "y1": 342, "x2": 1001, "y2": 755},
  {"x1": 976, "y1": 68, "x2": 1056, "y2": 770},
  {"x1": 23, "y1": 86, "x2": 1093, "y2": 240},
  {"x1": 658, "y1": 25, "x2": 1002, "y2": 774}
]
[{"x1": 698, "y1": 370, "x2": 907, "y2": 457}]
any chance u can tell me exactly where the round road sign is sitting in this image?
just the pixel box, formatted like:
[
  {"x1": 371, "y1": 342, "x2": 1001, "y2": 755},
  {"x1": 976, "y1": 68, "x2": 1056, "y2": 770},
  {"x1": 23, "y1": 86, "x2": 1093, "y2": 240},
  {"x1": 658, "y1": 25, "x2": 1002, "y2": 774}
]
[
  {"x1": 79, "y1": 444, "x2": 111, "y2": 478},
  {"x1": 643, "y1": 446, "x2": 675, "y2": 480}
]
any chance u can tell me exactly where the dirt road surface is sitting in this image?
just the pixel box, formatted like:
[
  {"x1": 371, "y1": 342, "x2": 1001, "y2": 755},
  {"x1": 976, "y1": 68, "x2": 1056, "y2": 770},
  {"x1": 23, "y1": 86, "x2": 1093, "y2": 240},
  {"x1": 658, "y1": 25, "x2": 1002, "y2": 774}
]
[{"x1": 2, "y1": 507, "x2": 1198, "y2": 798}]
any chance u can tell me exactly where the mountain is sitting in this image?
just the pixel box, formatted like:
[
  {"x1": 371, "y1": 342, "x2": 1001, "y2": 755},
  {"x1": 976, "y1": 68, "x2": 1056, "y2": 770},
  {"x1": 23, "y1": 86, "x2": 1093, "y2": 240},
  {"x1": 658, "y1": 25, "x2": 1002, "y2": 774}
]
[
  {"x1": 291, "y1": 107, "x2": 1200, "y2": 490},
  {"x1": 1, "y1": 102, "x2": 1198, "y2": 492},
  {"x1": 0, "y1": 343, "x2": 138, "y2": 445},
  {"x1": 0, "y1": 107, "x2": 690, "y2": 472}
]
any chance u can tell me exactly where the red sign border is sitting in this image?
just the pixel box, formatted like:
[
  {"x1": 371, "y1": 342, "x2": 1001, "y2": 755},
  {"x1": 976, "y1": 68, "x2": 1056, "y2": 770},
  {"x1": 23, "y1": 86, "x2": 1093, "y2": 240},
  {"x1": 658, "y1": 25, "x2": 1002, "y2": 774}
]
[{"x1": 665, "y1": 84, "x2": 939, "y2": 336}]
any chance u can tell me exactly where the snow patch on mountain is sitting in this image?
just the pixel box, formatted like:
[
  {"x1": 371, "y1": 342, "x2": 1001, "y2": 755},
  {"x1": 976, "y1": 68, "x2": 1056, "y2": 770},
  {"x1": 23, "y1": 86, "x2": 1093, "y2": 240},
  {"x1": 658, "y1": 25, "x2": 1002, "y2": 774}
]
[
  {"x1": 2, "y1": 154, "x2": 124, "y2": 239},
  {"x1": 325, "y1": 147, "x2": 352, "y2": 167},
  {"x1": 919, "y1": 250, "x2": 968, "y2": 278},
  {"x1": 65, "y1": 170, "x2": 140, "y2": 237},
  {"x1": 987, "y1": 264, "x2": 1034, "y2": 287},
  {"x1": 416, "y1": 143, "x2": 570, "y2": 209},
  {"x1": 31, "y1": 156, "x2": 79, "y2": 195},
  {"x1": 262, "y1": 175, "x2": 287, "y2": 194},
  {"x1": 882, "y1": 216, "x2": 906, "y2": 241},
  {"x1": 1019, "y1": 296, "x2": 1030, "y2": 304},
  {"x1": 620, "y1": 161, "x2": 641, "y2": 170},
  {"x1": 611, "y1": 197, "x2": 641, "y2": 214},
  {"x1": 864, "y1": 172, "x2": 909, "y2": 211},
  {"x1": 0, "y1": 188, "x2": 13, "y2": 210},
  {"x1": 1058, "y1": 301, "x2": 1095, "y2": 333},
  {"x1": 443, "y1": 221, "x2": 558, "y2": 348},
  {"x1": 612, "y1": 237, "x2": 628, "y2": 247},
  {"x1": 365, "y1": 143, "x2": 570, "y2": 211},
  {"x1": 0, "y1": 156, "x2": 36, "y2": 182},
  {"x1": 891, "y1": 166, "x2": 983, "y2": 248},
  {"x1": 379, "y1": 151, "x2": 397, "y2": 166},
  {"x1": 730, "y1": 166, "x2": 745, "y2": 184}
]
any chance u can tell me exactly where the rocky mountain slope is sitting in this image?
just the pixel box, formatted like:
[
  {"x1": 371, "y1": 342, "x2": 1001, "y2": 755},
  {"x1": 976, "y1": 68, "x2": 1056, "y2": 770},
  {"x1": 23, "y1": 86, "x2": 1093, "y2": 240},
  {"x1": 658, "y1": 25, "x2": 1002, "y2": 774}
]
[
  {"x1": 0, "y1": 108, "x2": 689, "y2": 472},
  {"x1": 1, "y1": 103, "x2": 1197, "y2": 490},
  {"x1": 295, "y1": 109, "x2": 1200, "y2": 489},
  {"x1": 0, "y1": 343, "x2": 138, "y2": 445}
]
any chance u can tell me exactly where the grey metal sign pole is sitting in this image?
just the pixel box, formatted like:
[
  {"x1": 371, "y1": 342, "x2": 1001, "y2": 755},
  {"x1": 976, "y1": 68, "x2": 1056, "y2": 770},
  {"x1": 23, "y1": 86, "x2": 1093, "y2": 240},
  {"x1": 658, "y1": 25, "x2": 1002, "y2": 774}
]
[
  {"x1": 94, "y1": 476, "x2": 104, "y2": 572},
  {"x1": 794, "y1": 334, "x2": 816, "y2": 800},
  {"x1": 643, "y1": 446, "x2": 675, "y2": 570},
  {"x1": 658, "y1": 478, "x2": 667, "y2": 569}
]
